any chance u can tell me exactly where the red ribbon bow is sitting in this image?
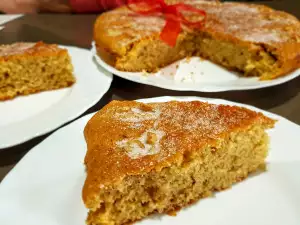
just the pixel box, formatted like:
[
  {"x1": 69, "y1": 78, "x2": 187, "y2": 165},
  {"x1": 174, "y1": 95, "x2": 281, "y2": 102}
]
[{"x1": 127, "y1": 0, "x2": 206, "y2": 47}]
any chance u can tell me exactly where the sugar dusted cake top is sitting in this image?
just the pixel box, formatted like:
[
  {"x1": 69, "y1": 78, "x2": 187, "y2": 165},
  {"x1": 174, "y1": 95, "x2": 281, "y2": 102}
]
[{"x1": 83, "y1": 100, "x2": 275, "y2": 200}]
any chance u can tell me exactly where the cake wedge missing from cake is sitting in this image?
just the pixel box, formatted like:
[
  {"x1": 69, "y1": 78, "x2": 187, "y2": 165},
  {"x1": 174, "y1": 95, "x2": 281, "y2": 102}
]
[
  {"x1": 0, "y1": 42, "x2": 75, "y2": 101},
  {"x1": 82, "y1": 100, "x2": 276, "y2": 225},
  {"x1": 94, "y1": 0, "x2": 300, "y2": 80}
]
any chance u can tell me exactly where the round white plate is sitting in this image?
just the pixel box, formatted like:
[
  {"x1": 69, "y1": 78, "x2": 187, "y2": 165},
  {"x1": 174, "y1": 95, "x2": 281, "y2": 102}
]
[
  {"x1": 0, "y1": 45, "x2": 113, "y2": 149},
  {"x1": 0, "y1": 96, "x2": 299, "y2": 225},
  {"x1": 92, "y1": 43, "x2": 300, "y2": 92}
]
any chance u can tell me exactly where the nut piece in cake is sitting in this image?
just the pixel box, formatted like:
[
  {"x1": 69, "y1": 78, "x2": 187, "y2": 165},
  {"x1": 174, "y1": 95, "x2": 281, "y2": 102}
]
[
  {"x1": 0, "y1": 42, "x2": 75, "y2": 100},
  {"x1": 94, "y1": 0, "x2": 300, "y2": 80},
  {"x1": 82, "y1": 100, "x2": 276, "y2": 225}
]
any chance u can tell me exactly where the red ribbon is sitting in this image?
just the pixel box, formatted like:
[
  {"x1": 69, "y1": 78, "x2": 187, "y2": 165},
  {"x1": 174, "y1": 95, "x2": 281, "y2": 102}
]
[{"x1": 127, "y1": 0, "x2": 206, "y2": 47}]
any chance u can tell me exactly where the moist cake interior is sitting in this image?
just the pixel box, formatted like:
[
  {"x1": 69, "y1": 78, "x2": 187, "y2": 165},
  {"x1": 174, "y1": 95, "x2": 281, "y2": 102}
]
[
  {"x1": 115, "y1": 31, "x2": 281, "y2": 80},
  {"x1": 87, "y1": 124, "x2": 268, "y2": 225}
]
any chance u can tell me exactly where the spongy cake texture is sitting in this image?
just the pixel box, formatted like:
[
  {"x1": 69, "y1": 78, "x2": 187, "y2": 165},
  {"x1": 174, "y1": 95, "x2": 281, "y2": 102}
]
[
  {"x1": 0, "y1": 42, "x2": 75, "y2": 100},
  {"x1": 94, "y1": 0, "x2": 300, "y2": 80},
  {"x1": 83, "y1": 100, "x2": 275, "y2": 225}
]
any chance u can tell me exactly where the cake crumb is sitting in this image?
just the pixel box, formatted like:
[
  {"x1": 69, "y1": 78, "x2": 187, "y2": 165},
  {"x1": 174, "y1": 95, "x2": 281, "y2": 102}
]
[
  {"x1": 142, "y1": 70, "x2": 150, "y2": 77},
  {"x1": 167, "y1": 211, "x2": 177, "y2": 216},
  {"x1": 185, "y1": 56, "x2": 191, "y2": 63}
]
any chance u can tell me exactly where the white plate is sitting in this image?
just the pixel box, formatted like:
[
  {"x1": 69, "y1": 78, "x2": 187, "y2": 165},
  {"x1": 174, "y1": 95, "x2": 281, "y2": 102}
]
[
  {"x1": 92, "y1": 43, "x2": 300, "y2": 92},
  {"x1": 0, "y1": 46, "x2": 113, "y2": 149},
  {"x1": 1, "y1": 96, "x2": 300, "y2": 225}
]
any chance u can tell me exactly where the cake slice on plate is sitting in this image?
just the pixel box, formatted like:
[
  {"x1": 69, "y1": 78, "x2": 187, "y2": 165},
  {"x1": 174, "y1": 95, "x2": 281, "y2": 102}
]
[
  {"x1": 82, "y1": 100, "x2": 275, "y2": 225},
  {"x1": 0, "y1": 42, "x2": 75, "y2": 100},
  {"x1": 94, "y1": 0, "x2": 300, "y2": 80}
]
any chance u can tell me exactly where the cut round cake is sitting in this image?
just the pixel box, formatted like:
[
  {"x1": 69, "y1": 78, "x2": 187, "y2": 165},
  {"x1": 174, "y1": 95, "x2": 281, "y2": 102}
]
[
  {"x1": 0, "y1": 42, "x2": 75, "y2": 100},
  {"x1": 82, "y1": 100, "x2": 276, "y2": 225},
  {"x1": 94, "y1": 0, "x2": 300, "y2": 80}
]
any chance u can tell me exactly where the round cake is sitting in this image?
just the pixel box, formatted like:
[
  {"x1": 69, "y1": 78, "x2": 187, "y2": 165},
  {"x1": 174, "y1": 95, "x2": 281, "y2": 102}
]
[{"x1": 94, "y1": 0, "x2": 300, "y2": 80}]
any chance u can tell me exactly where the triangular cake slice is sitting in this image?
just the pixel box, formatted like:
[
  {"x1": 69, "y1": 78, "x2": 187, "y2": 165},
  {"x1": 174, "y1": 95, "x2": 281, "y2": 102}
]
[{"x1": 83, "y1": 100, "x2": 275, "y2": 225}]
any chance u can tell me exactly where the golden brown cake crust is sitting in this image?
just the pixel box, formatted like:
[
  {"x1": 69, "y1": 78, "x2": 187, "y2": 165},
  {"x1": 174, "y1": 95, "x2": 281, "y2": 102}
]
[
  {"x1": 0, "y1": 42, "x2": 67, "y2": 60},
  {"x1": 94, "y1": 0, "x2": 300, "y2": 79},
  {"x1": 83, "y1": 100, "x2": 275, "y2": 206}
]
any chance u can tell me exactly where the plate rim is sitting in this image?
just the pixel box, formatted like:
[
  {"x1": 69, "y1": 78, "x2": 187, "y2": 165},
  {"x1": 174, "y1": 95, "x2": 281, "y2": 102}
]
[
  {"x1": 91, "y1": 43, "x2": 300, "y2": 92},
  {"x1": 0, "y1": 45, "x2": 113, "y2": 149}
]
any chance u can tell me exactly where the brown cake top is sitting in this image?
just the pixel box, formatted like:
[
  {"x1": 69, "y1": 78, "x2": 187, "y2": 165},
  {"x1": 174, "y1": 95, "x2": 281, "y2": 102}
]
[
  {"x1": 0, "y1": 42, "x2": 66, "y2": 59},
  {"x1": 94, "y1": 0, "x2": 300, "y2": 55},
  {"x1": 83, "y1": 100, "x2": 275, "y2": 201}
]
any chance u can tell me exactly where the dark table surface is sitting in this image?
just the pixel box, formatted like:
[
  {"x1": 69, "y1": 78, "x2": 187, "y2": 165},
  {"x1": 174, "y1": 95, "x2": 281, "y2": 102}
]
[{"x1": 0, "y1": 0, "x2": 300, "y2": 181}]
